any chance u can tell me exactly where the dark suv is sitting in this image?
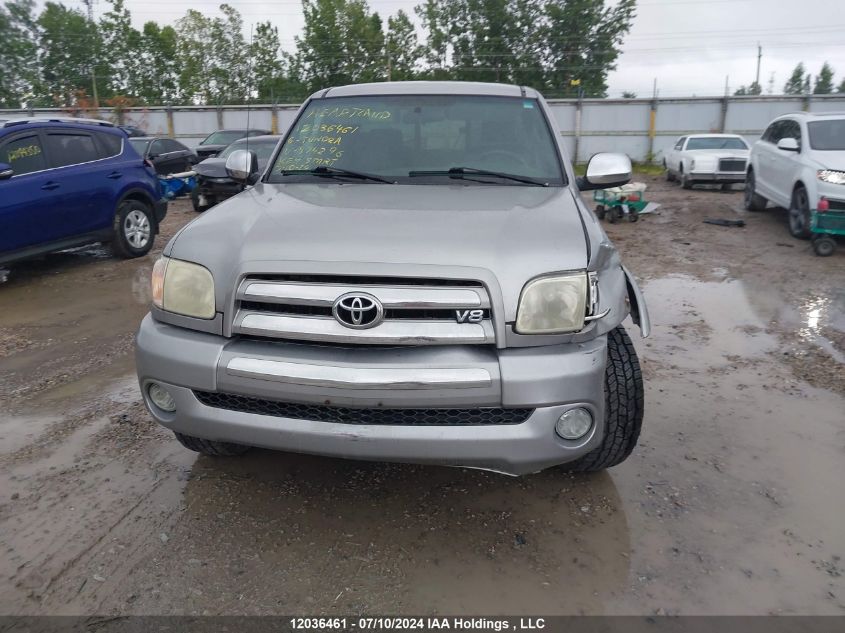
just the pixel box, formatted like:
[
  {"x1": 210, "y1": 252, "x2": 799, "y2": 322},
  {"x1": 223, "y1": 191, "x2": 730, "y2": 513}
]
[{"x1": 0, "y1": 118, "x2": 167, "y2": 265}]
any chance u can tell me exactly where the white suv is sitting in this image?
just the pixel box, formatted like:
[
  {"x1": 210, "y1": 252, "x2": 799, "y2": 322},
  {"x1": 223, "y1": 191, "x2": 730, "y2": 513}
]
[{"x1": 745, "y1": 111, "x2": 845, "y2": 238}]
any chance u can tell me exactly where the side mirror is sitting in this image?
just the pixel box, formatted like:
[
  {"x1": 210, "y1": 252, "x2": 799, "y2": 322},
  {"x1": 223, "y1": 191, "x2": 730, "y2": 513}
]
[
  {"x1": 225, "y1": 149, "x2": 258, "y2": 183},
  {"x1": 0, "y1": 163, "x2": 13, "y2": 180},
  {"x1": 777, "y1": 137, "x2": 800, "y2": 152},
  {"x1": 577, "y1": 153, "x2": 632, "y2": 191}
]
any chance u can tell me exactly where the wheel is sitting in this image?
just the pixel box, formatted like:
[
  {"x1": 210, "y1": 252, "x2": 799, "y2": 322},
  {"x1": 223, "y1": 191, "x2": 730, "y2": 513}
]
[
  {"x1": 174, "y1": 432, "x2": 251, "y2": 456},
  {"x1": 595, "y1": 204, "x2": 606, "y2": 220},
  {"x1": 608, "y1": 207, "x2": 622, "y2": 224},
  {"x1": 812, "y1": 236, "x2": 836, "y2": 257},
  {"x1": 665, "y1": 162, "x2": 674, "y2": 182},
  {"x1": 628, "y1": 211, "x2": 639, "y2": 222},
  {"x1": 191, "y1": 190, "x2": 209, "y2": 213},
  {"x1": 788, "y1": 186, "x2": 812, "y2": 239},
  {"x1": 681, "y1": 173, "x2": 693, "y2": 189},
  {"x1": 564, "y1": 326, "x2": 644, "y2": 473},
  {"x1": 111, "y1": 199, "x2": 154, "y2": 258},
  {"x1": 744, "y1": 170, "x2": 767, "y2": 211}
]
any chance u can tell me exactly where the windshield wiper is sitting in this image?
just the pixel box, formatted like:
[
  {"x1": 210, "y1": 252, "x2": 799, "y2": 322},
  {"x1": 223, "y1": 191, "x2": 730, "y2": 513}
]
[
  {"x1": 279, "y1": 165, "x2": 394, "y2": 184},
  {"x1": 408, "y1": 167, "x2": 548, "y2": 187}
]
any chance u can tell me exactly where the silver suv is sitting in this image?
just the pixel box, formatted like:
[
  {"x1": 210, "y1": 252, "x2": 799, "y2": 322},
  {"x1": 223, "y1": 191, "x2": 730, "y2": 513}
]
[{"x1": 135, "y1": 82, "x2": 650, "y2": 476}]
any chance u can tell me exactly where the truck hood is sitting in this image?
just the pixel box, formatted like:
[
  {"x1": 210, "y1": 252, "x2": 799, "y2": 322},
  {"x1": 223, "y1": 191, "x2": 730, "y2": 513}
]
[
  {"x1": 168, "y1": 182, "x2": 589, "y2": 320},
  {"x1": 194, "y1": 157, "x2": 228, "y2": 179},
  {"x1": 195, "y1": 155, "x2": 273, "y2": 179},
  {"x1": 195, "y1": 144, "x2": 227, "y2": 157}
]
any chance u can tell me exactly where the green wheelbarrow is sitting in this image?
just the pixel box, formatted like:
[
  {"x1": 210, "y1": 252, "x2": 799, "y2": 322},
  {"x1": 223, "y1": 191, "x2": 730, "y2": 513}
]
[
  {"x1": 810, "y1": 198, "x2": 845, "y2": 256},
  {"x1": 593, "y1": 182, "x2": 659, "y2": 223}
]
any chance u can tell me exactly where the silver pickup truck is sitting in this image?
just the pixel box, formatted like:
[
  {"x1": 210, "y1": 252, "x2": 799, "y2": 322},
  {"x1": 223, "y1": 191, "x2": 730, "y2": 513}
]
[{"x1": 135, "y1": 81, "x2": 650, "y2": 476}]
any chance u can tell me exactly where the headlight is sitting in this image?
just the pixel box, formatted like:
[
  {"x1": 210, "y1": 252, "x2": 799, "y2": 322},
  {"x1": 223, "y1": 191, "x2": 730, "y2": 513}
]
[
  {"x1": 151, "y1": 256, "x2": 215, "y2": 319},
  {"x1": 515, "y1": 273, "x2": 588, "y2": 334},
  {"x1": 818, "y1": 170, "x2": 845, "y2": 185}
]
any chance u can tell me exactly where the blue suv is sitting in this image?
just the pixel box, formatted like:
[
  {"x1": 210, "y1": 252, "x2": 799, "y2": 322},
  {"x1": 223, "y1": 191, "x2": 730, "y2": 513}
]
[{"x1": 0, "y1": 118, "x2": 167, "y2": 265}]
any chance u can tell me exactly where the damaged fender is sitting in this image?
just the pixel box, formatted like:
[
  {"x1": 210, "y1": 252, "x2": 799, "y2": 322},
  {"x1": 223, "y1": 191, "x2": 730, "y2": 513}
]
[{"x1": 622, "y1": 265, "x2": 650, "y2": 337}]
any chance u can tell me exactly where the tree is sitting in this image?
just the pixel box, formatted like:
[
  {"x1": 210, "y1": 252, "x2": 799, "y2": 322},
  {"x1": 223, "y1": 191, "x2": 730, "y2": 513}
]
[
  {"x1": 36, "y1": 2, "x2": 102, "y2": 107},
  {"x1": 0, "y1": 0, "x2": 39, "y2": 107},
  {"x1": 293, "y1": 0, "x2": 386, "y2": 94},
  {"x1": 415, "y1": 0, "x2": 546, "y2": 86},
  {"x1": 544, "y1": 0, "x2": 637, "y2": 97},
  {"x1": 209, "y1": 4, "x2": 249, "y2": 103},
  {"x1": 813, "y1": 62, "x2": 834, "y2": 94},
  {"x1": 838, "y1": 78, "x2": 845, "y2": 94},
  {"x1": 250, "y1": 22, "x2": 286, "y2": 101},
  {"x1": 621, "y1": 91, "x2": 636, "y2": 98},
  {"x1": 734, "y1": 81, "x2": 761, "y2": 96},
  {"x1": 783, "y1": 63, "x2": 807, "y2": 95},
  {"x1": 177, "y1": 5, "x2": 249, "y2": 104},
  {"x1": 99, "y1": 0, "x2": 142, "y2": 99},
  {"x1": 385, "y1": 10, "x2": 420, "y2": 82},
  {"x1": 136, "y1": 22, "x2": 179, "y2": 104}
]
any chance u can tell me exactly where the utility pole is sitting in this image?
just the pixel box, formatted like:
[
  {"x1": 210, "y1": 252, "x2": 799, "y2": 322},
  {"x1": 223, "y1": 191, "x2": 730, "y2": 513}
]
[
  {"x1": 82, "y1": 0, "x2": 99, "y2": 108},
  {"x1": 755, "y1": 43, "x2": 762, "y2": 87}
]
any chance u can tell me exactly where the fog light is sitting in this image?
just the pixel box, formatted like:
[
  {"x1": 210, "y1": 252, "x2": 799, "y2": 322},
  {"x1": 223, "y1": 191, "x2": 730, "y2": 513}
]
[
  {"x1": 148, "y1": 382, "x2": 176, "y2": 412},
  {"x1": 555, "y1": 408, "x2": 593, "y2": 440}
]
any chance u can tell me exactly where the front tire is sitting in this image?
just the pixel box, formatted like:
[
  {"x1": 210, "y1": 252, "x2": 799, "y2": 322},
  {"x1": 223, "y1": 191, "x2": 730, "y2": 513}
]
[
  {"x1": 565, "y1": 326, "x2": 644, "y2": 473},
  {"x1": 681, "y1": 173, "x2": 693, "y2": 189},
  {"x1": 174, "y1": 432, "x2": 251, "y2": 456},
  {"x1": 112, "y1": 200, "x2": 154, "y2": 259},
  {"x1": 744, "y1": 170, "x2": 767, "y2": 211},
  {"x1": 789, "y1": 186, "x2": 812, "y2": 239}
]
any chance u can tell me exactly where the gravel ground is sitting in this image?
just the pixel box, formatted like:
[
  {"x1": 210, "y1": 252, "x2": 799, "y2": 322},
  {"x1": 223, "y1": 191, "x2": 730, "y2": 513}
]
[{"x1": 0, "y1": 177, "x2": 843, "y2": 616}]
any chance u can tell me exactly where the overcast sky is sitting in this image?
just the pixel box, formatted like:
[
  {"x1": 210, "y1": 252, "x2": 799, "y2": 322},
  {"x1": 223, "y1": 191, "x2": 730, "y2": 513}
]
[{"x1": 76, "y1": 0, "x2": 845, "y2": 98}]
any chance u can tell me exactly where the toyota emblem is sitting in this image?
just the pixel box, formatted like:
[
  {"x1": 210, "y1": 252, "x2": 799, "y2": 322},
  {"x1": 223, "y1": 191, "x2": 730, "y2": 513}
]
[{"x1": 332, "y1": 292, "x2": 384, "y2": 329}]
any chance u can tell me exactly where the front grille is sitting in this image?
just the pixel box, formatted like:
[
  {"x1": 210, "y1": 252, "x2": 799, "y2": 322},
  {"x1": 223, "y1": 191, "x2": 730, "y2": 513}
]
[
  {"x1": 232, "y1": 274, "x2": 495, "y2": 345},
  {"x1": 719, "y1": 158, "x2": 746, "y2": 172},
  {"x1": 194, "y1": 390, "x2": 532, "y2": 426},
  {"x1": 827, "y1": 199, "x2": 845, "y2": 211}
]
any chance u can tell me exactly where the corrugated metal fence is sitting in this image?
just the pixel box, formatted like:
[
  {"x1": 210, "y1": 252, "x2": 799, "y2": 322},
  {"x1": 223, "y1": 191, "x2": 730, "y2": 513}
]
[{"x1": 3, "y1": 94, "x2": 843, "y2": 162}]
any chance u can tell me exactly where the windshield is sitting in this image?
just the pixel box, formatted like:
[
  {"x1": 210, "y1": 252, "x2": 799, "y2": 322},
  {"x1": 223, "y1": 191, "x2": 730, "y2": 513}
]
[
  {"x1": 808, "y1": 120, "x2": 845, "y2": 150},
  {"x1": 269, "y1": 95, "x2": 564, "y2": 185},
  {"x1": 685, "y1": 137, "x2": 747, "y2": 150},
  {"x1": 201, "y1": 131, "x2": 246, "y2": 146},
  {"x1": 220, "y1": 138, "x2": 279, "y2": 161},
  {"x1": 129, "y1": 139, "x2": 149, "y2": 155}
]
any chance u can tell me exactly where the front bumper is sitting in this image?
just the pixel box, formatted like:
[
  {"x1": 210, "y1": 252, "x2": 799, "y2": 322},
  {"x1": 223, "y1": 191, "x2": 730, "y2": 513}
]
[
  {"x1": 135, "y1": 315, "x2": 608, "y2": 475},
  {"x1": 689, "y1": 171, "x2": 746, "y2": 183},
  {"x1": 195, "y1": 178, "x2": 243, "y2": 204}
]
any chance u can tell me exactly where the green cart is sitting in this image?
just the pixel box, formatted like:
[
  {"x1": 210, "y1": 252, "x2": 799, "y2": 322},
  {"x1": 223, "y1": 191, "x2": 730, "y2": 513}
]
[
  {"x1": 810, "y1": 201, "x2": 845, "y2": 256},
  {"x1": 593, "y1": 184, "x2": 654, "y2": 223}
]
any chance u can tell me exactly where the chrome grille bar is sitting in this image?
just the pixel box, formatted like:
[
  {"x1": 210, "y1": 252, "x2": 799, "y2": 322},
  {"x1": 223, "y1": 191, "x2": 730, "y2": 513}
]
[
  {"x1": 226, "y1": 357, "x2": 492, "y2": 389},
  {"x1": 239, "y1": 281, "x2": 488, "y2": 309},
  {"x1": 235, "y1": 313, "x2": 494, "y2": 345}
]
